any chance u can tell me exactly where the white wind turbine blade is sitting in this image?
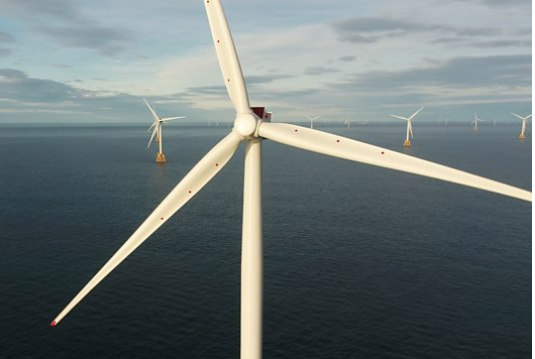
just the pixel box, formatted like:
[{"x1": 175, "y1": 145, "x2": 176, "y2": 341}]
[
  {"x1": 161, "y1": 116, "x2": 187, "y2": 122},
  {"x1": 144, "y1": 98, "x2": 160, "y2": 122},
  {"x1": 408, "y1": 121, "x2": 414, "y2": 139},
  {"x1": 408, "y1": 106, "x2": 424, "y2": 121},
  {"x1": 51, "y1": 131, "x2": 244, "y2": 326},
  {"x1": 511, "y1": 113, "x2": 531, "y2": 121},
  {"x1": 205, "y1": 0, "x2": 251, "y2": 114},
  {"x1": 510, "y1": 112, "x2": 524, "y2": 120},
  {"x1": 147, "y1": 126, "x2": 158, "y2": 148},
  {"x1": 389, "y1": 114, "x2": 409, "y2": 121},
  {"x1": 305, "y1": 115, "x2": 321, "y2": 121},
  {"x1": 258, "y1": 122, "x2": 531, "y2": 202}
]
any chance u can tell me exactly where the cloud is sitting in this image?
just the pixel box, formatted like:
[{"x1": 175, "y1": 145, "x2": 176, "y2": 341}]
[
  {"x1": 0, "y1": 32, "x2": 15, "y2": 57},
  {"x1": 245, "y1": 74, "x2": 295, "y2": 85},
  {"x1": 333, "y1": 17, "x2": 500, "y2": 43},
  {"x1": 0, "y1": 68, "x2": 205, "y2": 123},
  {"x1": 335, "y1": 54, "x2": 531, "y2": 91},
  {"x1": 37, "y1": 25, "x2": 132, "y2": 56},
  {"x1": 2, "y1": 0, "x2": 132, "y2": 57},
  {"x1": 0, "y1": 31, "x2": 15, "y2": 43},
  {"x1": 304, "y1": 66, "x2": 340, "y2": 76},
  {"x1": 338, "y1": 55, "x2": 357, "y2": 62},
  {"x1": 432, "y1": 37, "x2": 532, "y2": 49},
  {"x1": 0, "y1": 68, "x2": 89, "y2": 103},
  {"x1": 186, "y1": 85, "x2": 227, "y2": 96},
  {"x1": 0, "y1": 0, "x2": 83, "y2": 22},
  {"x1": 447, "y1": 0, "x2": 532, "y2": 8}
]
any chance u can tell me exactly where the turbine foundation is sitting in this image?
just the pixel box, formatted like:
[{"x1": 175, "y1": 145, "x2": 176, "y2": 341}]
[
  {"x1": 156, "y1": 152, "x2": 166, "y2": 163},
  {"x1": 519, "y1": 133, "x2": 525, "y2": 140},
  {"x1": 403, "y1": 140, "x2": 412, "y2": 147}
]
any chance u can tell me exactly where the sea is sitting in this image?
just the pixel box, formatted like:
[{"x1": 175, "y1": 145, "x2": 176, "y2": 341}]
[{"x1": 0, "y1": 122, "x2": 531, "y2": 358}]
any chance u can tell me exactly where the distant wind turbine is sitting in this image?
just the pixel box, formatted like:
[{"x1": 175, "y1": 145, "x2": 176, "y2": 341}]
[
  {"x1": 305, "y1": 114, "x2": 321, "y2": 129},
  {"x1": 389, "y1": 107, "x2": 424, "y2": 147},
  {"x1": 511, "y1": 113, "x2": 531, "y2": 140},
  {"x1": 472, "y1": 114, "x2": 484, "y2": 131},
  {"x1": 52, "y1": 3, "x2": 532, "y2": 359},
  {"x1": 145, "y1": 98, "x2": 186, "y2": 163}
]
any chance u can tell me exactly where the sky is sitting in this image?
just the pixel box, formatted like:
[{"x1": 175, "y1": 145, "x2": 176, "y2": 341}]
[{"x1": 0, "y1": 0, "x2": 532, "y2": 124}]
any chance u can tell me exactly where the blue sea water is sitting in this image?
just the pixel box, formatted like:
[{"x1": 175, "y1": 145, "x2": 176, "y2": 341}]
[{"x1": 0, "y1": 123, "x2": 531, "y2": 358}]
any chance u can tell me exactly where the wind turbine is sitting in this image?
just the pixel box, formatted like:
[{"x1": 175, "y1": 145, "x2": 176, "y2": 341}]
[
  {"x1": 306, "y1": 114, "x2": 321, "y2": 129},
  {"x1": 52, "y1": 2, "x2": 532, "y2": 359},
  {"x1": 511, "y1": 112, "x2": 531, "y2": 140},
  {"x1": 472, "y1": 114, "x2": 484, "y2": 131},
  {"x1": 144, "y1": 98, "x2": 186, "y2": 163},
  {"x1": 389, "y1": 107, "x2": 424, "y2": 147},
  {"x1": 345, "y1": 117, "x2": 351, "y2": 129}
]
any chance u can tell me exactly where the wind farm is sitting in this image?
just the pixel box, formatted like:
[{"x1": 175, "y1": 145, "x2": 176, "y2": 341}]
[
  {"x1": 49, "y1": 2, "x2": 531, "y2": 359},
  {"x1": 0, "y1": 1, "x2": 531, "y2": 359}
]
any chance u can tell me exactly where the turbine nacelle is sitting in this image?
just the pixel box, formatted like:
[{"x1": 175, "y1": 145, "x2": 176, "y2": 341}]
[{"x1": 234, "y1": 107, "x2": 271, "y2": 137}]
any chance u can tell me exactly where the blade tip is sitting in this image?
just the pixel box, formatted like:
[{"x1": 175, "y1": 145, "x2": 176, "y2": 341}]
[{"x1": 50, "y1": 321, "x2": 57, "y2": 327}]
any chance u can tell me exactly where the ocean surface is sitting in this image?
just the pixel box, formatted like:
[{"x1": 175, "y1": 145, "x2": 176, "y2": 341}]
[{"x1": 0, "y1": 123, "x2": 531, "y2": 358}]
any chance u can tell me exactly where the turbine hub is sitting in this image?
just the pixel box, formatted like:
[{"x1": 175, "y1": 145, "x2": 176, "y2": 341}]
[{"x1": 234, "y1": 113, "x2": 258, "y2": 137}]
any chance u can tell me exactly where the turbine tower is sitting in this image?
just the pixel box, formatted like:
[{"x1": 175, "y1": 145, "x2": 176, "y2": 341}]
[
  {"x1": 144, "y1": 98, "x2": 186, "y2": 163},
  {"x1": 511, "y1": 112, "x2": 531, "y2": 140},
  {"x1": 472, "y1": 114, "x2": 484, "y2": 131},
  {"x1": 389, "y1": 107, "x2": 424, "y2": 147},
  {"x1": 52, "y1": 3, "x2": 532, "y2": 359},
  {"x1": 305, "y1": 114, "x2": 321, "y2": 129}
]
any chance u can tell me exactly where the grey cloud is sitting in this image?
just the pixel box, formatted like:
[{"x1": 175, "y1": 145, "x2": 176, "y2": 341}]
[
  {"x1": 333, "y1": 54, "x2": 531, "y2": 92},
  {"x1": 0, "y1": 68, "x2": 196, "y2": 123},
  {"x1": 0, "y1": 69, "x2": 27, "y2": 78},
  {"x1": 37, "y1": 25, "x2": 133, "y2": 56},
  {"x1": 432, "y1": 37, "x2": 532, "y2": 49},
  {"x1": 447, "y1": 0, "x2": 532, "y2": 8},
  {"x1": 0, "y1": 68, "x2": 87, "y2": 102},
  {"x1": 187, "y1": 85, "x2": 227, "y2": 95},
  {"x1": 0, "y1": 48, "x2": 12, "y2": 57},
  {"x1": 1, "y1": 0, "x2": 82, "y2": 22},
  {"x1": 338, "y1": 55, "x2": 357, "y2": 62},
  {"x1": 335, "y1": 18, "x2": 450, "y2": 34},
  {"x1": 334, "y1": 17, "x2": 501, "y2": 44},
  {"x1": 0, "y1": 31, "x2": 15, "y2": 43},
  {"x1": 432, "y1": 37, "x2": 467, "y2": 45},
  {"x1": 471, "y1": 40, "x2": 532, "y2": 48},
  {"x1": 304, "y1": 67, "x2": 340, "y2": 76},
  {"x1": 245, "y1": 74, "x2": 295, "y2": 85},
  {"x1": 2, "y1": 0, "x2": 132, "y2": 56}
]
